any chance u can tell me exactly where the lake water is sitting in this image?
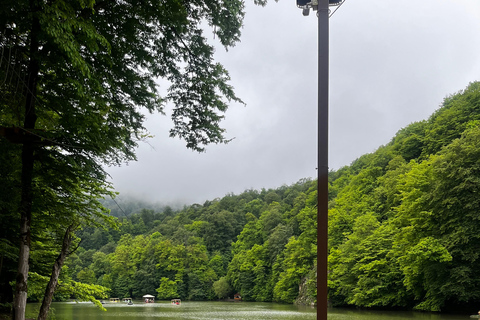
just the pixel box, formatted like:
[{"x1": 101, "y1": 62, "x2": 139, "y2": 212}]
[{"x1": 26, "y1": 301, "x2": 473, "y2": 320}]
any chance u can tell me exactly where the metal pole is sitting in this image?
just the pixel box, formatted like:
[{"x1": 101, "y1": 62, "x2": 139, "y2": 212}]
[{"x1": 317, "y1": 0, "x2": 329, "y2": 319}]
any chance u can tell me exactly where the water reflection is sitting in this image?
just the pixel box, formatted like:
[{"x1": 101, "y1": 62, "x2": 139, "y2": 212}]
[
  {"x1": 329, "y1": 308, "x2": 469, "y2": 320},
  {"x1": 27, "y1": 301, "x2": 316, "y2": 320},
  {"x1": 26, "y1": 301, "x2": 469, "y2": 320}
]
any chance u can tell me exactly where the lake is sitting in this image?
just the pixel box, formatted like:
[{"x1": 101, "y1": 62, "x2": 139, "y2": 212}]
[{"x1": 26, "y1": 301, "x2": 473, "y2": 320}]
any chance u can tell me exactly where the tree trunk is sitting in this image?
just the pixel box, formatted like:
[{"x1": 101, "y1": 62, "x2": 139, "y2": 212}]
[
  {"x1": 13, "y1": 185, "x2": 32, "y2": 320},
  {"x1": 37, "y1": 225, "x2": 77, "y2": 320},
  {"x1": 13, "y1": 5, "x2": 40, "y2": 319},
  {"x1": 13, "y1": 89, "x2": 37, "y2": 320}
]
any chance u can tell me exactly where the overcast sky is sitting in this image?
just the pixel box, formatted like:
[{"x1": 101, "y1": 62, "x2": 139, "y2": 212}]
[{"x1": 106, "y1": 0, "x2": 480, "y2": 206}]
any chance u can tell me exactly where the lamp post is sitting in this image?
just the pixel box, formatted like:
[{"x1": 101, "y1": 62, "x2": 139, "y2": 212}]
[{"x1": 295, "y1": 1, "x2": 344, "y2": 319}]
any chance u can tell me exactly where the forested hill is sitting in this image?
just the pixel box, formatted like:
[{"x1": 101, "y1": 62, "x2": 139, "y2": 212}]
[
  {"x1": 328, "y1": 81, "x2": 480, "y2": 312},
  {"x1": 68, "y1": 178, "x2": 319, "y2": 304},
  {"x1": 38, "y1": 82, "x2": 480, "y2": 312}
]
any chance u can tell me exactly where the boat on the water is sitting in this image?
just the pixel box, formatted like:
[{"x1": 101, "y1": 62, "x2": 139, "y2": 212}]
[{"x1": 143, "y1": 294, "x2": 155, "y2": 303}]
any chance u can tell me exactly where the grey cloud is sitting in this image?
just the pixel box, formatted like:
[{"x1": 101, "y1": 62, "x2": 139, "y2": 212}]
[{"x1": 107, "y1": 0, "x2": 480, "y2": 205}]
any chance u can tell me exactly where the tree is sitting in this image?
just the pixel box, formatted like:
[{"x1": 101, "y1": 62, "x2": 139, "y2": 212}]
[
  {"x1": 156, "y1": 277, "x2": 178, "y2": 300},
  {"x1": 394, "y1": 125, "x2": 480, "y2": 310},
  {"x1": 0, "y1": 140, "x2": 20, "y2": 309},
  {"x1": 421, "y1": 82, "x2": 480, "y2": 157},
  {"x1": 213, "y1": 277, "x2": 231, "y2": 299},
  {"x1": 77, "y1": 268, "x2": 96, "y2": 285},
  {"x1": 1, "y1": 0, "x2": 270, "y2": 318},
  {"x1": 326, "y1": 84, "x2": 480, "y2": 311},
  {"x1": 37, "y1": 224, "x2": 80, "y2": 320},
  {"x1": 202, "y1": 210, "x2": 236, "y2": 253},
  {"x1": 274, "y1": 210, "x2": 316, "y2": 304},
  {"x1": 328, "y1": 215, "x2": 410, "y2": 308}
]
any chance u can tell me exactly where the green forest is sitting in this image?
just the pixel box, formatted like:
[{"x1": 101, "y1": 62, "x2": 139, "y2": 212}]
[
  {"x1": 3, "y1": 82, "x2": 480, "y2": 313},
  {"x1": 2, "y1": 0, "x2": 479, "y2": 317}
]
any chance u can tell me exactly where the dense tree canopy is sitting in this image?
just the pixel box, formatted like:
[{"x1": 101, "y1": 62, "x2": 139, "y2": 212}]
[
  {"x1": 328, "y1": 82, "x2": 480, "y2": 312},
  {"x1": 68, "y1": 179, "x2": 317, "y2": 305},
  {"x1": 69, "y1": 82, "x2": 480, "y2": 313},
  {"x1": 17, "y1": 81, "x2": 480, "y2": 316}
]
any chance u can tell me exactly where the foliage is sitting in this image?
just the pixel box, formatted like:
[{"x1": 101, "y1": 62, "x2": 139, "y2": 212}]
[
  {"x1": 328, "y1": 82, "x2": 480, "y2": 312},
  {"x1": 213, "y1": 277, "x2": 231, "y2": 299},
  {"x1": 69, "y1": 90, "x2": 480, "y2": 311},
  {"x1": 1, "y1": 0, "x2": 272, "y2": 317},
  {"x1": 7, "y1": 80, "x2": 480, "y2": 312},
  {"x1": 68, "y1": 179, "x2": 317, "y2": 303},
  {"x1": 156, "y1": 278, "x2": 178, "y2": 300},
  {"x1": 25, "y1": 272, "x2": 109, "y2": 310}
]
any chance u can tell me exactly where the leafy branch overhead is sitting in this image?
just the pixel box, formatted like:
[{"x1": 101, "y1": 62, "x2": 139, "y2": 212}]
[
  {"x1": 1, "y1": 0, "x2": 253, "y2": 155},
  {"x1": 0, "y1": 1, "x2": 269, "y2": 319}
]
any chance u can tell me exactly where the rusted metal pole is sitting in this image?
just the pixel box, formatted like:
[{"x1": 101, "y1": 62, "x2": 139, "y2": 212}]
[{"x1": 317, "y1": 0, "x2": 329, "y2": 319}]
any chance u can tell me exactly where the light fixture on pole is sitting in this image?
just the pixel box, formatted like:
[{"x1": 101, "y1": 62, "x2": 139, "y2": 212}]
[
  {"x1": 296, "y1": 0, "x2": 344, "y2": 16},
  {"x1": 295, "y1": 0, "x2": 343, "y2": 319}
]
